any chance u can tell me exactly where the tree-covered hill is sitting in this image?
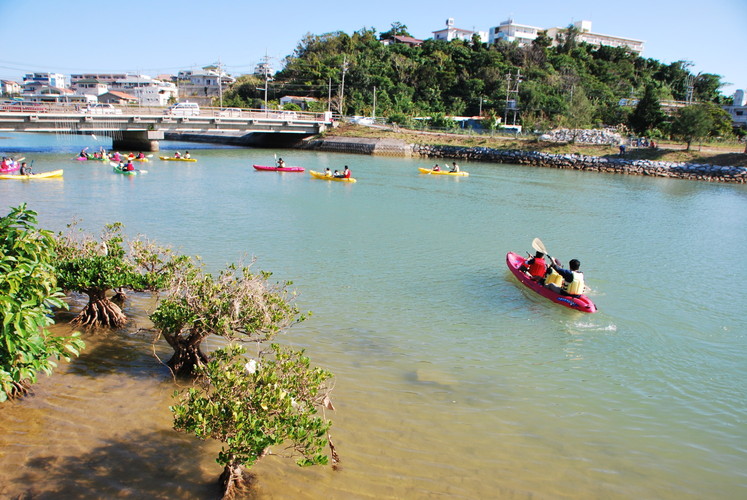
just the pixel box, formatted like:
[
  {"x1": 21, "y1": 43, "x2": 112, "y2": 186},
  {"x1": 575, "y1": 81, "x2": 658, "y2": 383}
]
[{"x1": 223, "y1": 24, "x2": 734, "y2": 138}]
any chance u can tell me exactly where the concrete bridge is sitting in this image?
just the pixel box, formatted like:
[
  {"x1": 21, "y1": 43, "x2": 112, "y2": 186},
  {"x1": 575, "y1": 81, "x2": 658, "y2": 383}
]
[{"x1": 0, "y1": 105, "x2": 335, "y2": 151}]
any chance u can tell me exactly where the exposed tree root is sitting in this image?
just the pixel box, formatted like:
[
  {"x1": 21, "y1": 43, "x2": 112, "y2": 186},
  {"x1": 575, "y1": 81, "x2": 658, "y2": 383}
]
[
  {"x1": 219, "y1": 464, "x2": 252, "y2": 500},
  {"x1": 71, "y1": 297, "x2": 127, "y2": 328}
]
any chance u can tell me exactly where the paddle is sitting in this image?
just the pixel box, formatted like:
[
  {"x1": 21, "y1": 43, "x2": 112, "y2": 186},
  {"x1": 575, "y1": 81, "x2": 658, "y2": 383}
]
[{"x1": 531, "y1": 237, "x2": 554, "y2": 264}]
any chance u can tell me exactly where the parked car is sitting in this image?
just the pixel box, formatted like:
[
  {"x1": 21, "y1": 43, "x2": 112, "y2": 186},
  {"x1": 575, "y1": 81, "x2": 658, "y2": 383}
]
[
  {"x1": 164, "y1": 102, "x2": 200, "y2": 116},
  {"x1": 84, "y1": 103, "x2": 122, "y2": 115},
  {"x1": 0, "y1": 101, "x2": 48, "y2": 113},
  {"x1": 215, "y1": 107, "x2": 242, "y2": 117}
]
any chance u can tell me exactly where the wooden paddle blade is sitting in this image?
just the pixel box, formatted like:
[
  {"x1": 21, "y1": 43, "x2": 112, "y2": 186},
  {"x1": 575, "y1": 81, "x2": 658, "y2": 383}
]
[{"x1": 532, "y1": 238, "x2": 547, "y2": 255}]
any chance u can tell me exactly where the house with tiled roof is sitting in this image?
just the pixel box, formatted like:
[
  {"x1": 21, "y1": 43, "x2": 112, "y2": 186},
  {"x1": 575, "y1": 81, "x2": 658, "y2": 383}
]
[
  {"x1": 98, "y1": 90, "x2": 139, "y2": 105},
  {"x1": 381, "y1": 35, "x2": 424, "y2": 47}
]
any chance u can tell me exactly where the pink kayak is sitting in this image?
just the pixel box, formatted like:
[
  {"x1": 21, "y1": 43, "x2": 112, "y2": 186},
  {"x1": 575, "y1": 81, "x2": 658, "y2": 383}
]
[
  {"x1": 0, "y1": 164, "x2": 21, "y2": 173},
  {"x1": 506, "y1": 252, "x2": 597, "y2": 313},
  {"x1": 253, "y1": 164, "x2": 305, "y2": 172}
]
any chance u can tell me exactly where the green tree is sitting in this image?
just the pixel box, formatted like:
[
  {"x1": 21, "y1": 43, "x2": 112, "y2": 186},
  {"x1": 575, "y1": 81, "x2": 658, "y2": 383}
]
[
  {"x1": 171, "y1": 343, "x2": 336, "y2": 499},
  {"x1": 0, "y1": 204, "x2": 84, "y2": 401},
  {"x1": 150, "y1": 262, "x2": 303, "y2": 377},
  {"x1": 629, "y1": 84, "x2": 664, "y2": 135},
  {"x1": 671, "y1": 104, "x2": 713, "y2": 150},
  {"x1": 55, "y1": 223, "x2": 183, "y2": 328},
  {"x1": 379, "y1": 21, "x2": 411, "y2": 39}
]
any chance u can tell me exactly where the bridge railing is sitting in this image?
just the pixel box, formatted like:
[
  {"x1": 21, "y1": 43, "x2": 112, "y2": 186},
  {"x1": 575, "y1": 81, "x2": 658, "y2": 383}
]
[{"x1": 2, "y1": 102, "x2": 332, "y2": 123}]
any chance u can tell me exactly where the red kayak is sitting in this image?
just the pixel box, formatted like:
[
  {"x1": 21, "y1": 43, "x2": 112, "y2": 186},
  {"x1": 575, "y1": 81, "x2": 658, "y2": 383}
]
[
  {"x1": 506, "y1": 252, "x2": 597, "y2": 313},
  {"x1": 253, "y1": 164, "x2": 305, "y2": 172}
]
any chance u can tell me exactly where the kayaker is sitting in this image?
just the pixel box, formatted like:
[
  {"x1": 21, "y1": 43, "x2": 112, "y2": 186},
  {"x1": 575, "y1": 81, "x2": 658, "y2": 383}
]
[
  {"x1": 432, "y1": 164, "x2": 441, "y2": 171},
  {"x1": 125, "y1": 160, "x2": 135, "y2": 171},
  {"x1": 450, "y1": 162, "x2": 460, "y2": 173},
  {"x1": 136, "y1": 152, "x2": 146, "y2": 159},
  {"x1": 184, "y1": 151, "x2": 191, "y2": 159},
  {"x1": 520, "y1": 251, "x2": 547, "y2": 281},
  {"x1": 543, "y1": 259, "x2": 564, "y2": 293},
  {"x1": 174, "y1": 151, "x2": 181, "y2": 158},
  {"x1": 325, "y1": 168, "x2": 332, "y2": 177},
  {"x1": 276, "y1": 157, "x2": 285, "y2": 168},
  {"x1": 333, "y1": 169, "x2": 342, "y2": 178},
  {"x1": 549, "y1": 259, "x2": 586, "y2": 297},
  {"x1": 343, "y1": 166, "x2": 351, "y2": 178},
  {"x1": 19, "y1": 162, "x2": 31, "y2": 175}
]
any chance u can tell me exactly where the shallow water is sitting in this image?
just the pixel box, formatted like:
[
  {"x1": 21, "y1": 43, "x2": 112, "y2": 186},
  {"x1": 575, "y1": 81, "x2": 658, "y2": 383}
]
[{"x1": 0, "y1": 133, "x2": 745, "y2": 499}]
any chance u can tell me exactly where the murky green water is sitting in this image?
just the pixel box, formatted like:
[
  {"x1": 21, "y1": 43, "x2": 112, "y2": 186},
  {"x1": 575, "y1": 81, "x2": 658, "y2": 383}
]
[{"x1": 0, "y1": 133, "x2": 745, "y2": 498}]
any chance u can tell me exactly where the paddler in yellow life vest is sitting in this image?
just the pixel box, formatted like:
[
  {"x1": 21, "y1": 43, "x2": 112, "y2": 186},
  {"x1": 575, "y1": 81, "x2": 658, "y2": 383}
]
[{"x1": 548, "y1": 258, "x2": 586, "y2": 297}]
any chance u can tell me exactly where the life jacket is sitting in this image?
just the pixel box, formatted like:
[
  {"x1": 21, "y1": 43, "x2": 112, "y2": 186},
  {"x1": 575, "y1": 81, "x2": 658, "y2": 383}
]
[
  {"x1": 545, "y1": 268, "x2": 563, "y2": 287},
  {"x1": 528, "y1": 258, "x2": 546, "y2": 277},
  {"x1": 562, "y1": 271, "x2": 585, "y2": 296},
  {"x1": 344, "y1": 170, "x2": 351, "y2": 178}
]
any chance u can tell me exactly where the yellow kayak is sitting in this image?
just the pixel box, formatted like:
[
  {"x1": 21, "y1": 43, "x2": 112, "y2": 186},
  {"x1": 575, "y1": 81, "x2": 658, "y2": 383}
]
[
  {"x1": 0, "y1": 169, "x2": 63, "y2": 180},
  {"x1": 418, "y1": 167, "x2": 468, "y2": 176},
  {"x1": 309, "y1": 170, "x2": 357, "y2": 183},
  {"x1": 159, "y1": 156, "x2": 197, "y2": 162}
]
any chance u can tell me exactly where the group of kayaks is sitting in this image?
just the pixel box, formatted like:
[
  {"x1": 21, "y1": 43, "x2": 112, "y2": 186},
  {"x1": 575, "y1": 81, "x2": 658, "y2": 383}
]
[{"x1": 253, "y1": 164, "x2": 471, "y2": 183}]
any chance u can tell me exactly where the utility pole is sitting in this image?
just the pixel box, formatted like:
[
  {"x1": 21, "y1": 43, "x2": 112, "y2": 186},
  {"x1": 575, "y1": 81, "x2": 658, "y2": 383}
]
[
  {"x1": 261, "y1": 53, "x2": 272, "y2": 115},
  {"x1": 217, "y1": 57, "x2": 223, "y2": 108},
  {"x1": 504, "y1": 69, "x2": 521, "y2": 127},
  {"x1": 339, "y1": 56, "x2": 349, "y2": 116}
]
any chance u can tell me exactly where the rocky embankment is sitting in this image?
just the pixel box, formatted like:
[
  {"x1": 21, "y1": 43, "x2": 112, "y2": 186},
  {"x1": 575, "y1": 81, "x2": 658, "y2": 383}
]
[
  {"x1": 304, "y1": 136, "x2": 747, "y2": 183},
  {"x1": 414, "y1": 145, "x2": 747, "y2": 183}
]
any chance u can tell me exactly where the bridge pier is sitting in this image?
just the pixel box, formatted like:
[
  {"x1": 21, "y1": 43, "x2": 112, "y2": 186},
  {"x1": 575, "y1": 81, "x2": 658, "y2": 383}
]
[{"x1": 112, "y1": 130, "x2": 164, "y2": 152}]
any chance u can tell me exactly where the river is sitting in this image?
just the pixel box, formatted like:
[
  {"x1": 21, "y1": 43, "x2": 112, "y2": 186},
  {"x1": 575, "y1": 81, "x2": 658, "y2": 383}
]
[{"x1": 0, "y1": 132, "x2": 745, "y2": 499}]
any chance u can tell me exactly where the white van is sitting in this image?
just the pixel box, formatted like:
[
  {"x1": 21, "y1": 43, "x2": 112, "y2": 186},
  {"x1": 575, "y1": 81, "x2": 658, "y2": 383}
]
[{"x1": 164, "y1": 102, "x2": 200, "y2": 116}]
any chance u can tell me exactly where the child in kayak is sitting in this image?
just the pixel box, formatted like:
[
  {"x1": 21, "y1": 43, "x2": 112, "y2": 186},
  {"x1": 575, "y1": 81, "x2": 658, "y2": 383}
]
[
  {"x1": 343, "y1": 166, "x2": 351, "y2": 178},
  {"x1": 520, "y1": 251, "x2": 547, "y2": 281}
]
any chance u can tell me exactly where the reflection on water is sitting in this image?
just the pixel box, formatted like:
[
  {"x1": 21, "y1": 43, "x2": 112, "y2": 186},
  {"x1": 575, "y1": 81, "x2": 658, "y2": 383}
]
[{"x1": 0, "y1": 133, "x2": 746, "y2": 499}]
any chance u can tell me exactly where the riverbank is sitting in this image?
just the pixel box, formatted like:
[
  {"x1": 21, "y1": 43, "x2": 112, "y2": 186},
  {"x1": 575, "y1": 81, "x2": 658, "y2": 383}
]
[{"x1": 300, "y1": 125, "x2": 747, "y2": 183}]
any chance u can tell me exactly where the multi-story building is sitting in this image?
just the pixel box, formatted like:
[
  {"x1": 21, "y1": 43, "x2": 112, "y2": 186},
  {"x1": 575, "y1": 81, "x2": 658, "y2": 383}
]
[
  {"x1": 546, "y1": 20, "x2": 644, "y2": 54},
  {"x1": 487, "y1": 19, "x2": 644, "y2": 54},
  {"x1": 109, "y1": 75, "x2": 178, "y2": 107},
  {"x1": 72, "y1": 78, "x2": 109, "y2": 97},
  {"x1": 724, "y1": 89, "x2": 747, "y2": 126},
  {"x1": 489, "y1": 19, "x2": 541, "y2": 45},
  {"x1": 177, "y1": 67, "x2": 236, "y2": 106},
  {"x1": 23, "y1": 72, "x2": 66, "y2": 89},
  {"x1": 432, "y1": 18, "x2": 487, "y2": 43},
  {"x1": 1, "y1": 80, "x2": 21, "y2": 96}
]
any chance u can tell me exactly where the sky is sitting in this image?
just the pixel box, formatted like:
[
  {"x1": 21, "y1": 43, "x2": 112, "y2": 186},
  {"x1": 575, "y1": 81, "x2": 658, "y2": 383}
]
[{"x1": 1, "y1": 0, "x2": 746, "y2": 95}]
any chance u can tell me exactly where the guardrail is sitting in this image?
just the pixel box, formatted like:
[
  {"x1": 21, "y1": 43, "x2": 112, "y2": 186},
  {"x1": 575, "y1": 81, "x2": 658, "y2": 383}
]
[{"x1": 0, "y1": 102, "x2": 332, "y2": 123}]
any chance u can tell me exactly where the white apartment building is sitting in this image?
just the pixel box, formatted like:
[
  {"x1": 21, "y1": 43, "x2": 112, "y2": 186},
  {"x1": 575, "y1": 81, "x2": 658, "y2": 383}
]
[
  {"x1": 487, "y1": 19, "x2": 644, "y2": 54},
  {"x1": 489, "y1": 19, "x2": 541, "y2": 45},
  {"x1": 110, "y1": 75, "x2": 178, "y2": 106},
  {"x1": 546, "y1": 20, "x2": 644, "y2": 54},
  {"x1": 23, "y1": 72, "x2": 66, "y2": 89},
  {"x1": 433, "y1": 18, "x2": 488, "y2": 43},
  {"x1": 724, "y1": 89, "x2": 747, "y2": 126}
]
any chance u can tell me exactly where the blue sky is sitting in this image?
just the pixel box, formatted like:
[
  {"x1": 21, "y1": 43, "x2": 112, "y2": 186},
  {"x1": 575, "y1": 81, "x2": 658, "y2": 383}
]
[{"x1": 1, "y1": 0, "x2": 745, "y2": 95}]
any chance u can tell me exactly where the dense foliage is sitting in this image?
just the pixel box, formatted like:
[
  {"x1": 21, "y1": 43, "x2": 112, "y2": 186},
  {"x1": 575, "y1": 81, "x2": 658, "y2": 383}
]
[
  {"x1": 171, "y1": 343, "x2": 336, "y2": 498},
  {"x1": 224, "y1": 24, "x2": 735, "y2": 138},
  {"x1": 150, "y1": 262, "x2": 304, "y2": 377},
  {"x1": 55, "y1": 223, "x2": 186, "y2": 328},
  {"x1": 0, "y1": 205, "x2": 84, "y2": 401}
]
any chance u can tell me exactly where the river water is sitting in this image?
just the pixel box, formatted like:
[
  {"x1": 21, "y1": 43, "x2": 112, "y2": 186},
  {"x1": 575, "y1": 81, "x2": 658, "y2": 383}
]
[{"x1": 0, "y1": 133, "x2": 745, "y2": 499}]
